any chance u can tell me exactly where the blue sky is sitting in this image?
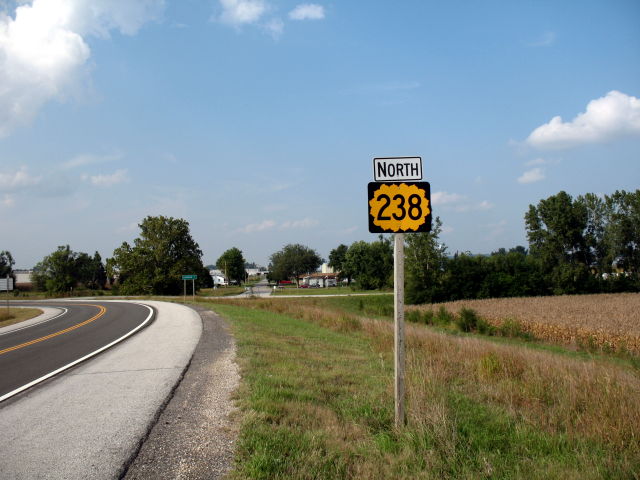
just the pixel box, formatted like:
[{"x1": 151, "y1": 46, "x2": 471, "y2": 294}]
[{"x1": 1, "y1": 0, "x2": 639, "y2": 268}]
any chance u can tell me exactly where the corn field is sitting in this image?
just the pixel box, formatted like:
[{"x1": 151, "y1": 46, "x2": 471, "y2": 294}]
[{"x1": 409, "y1": 293, "x2": 640, "y2": 354}]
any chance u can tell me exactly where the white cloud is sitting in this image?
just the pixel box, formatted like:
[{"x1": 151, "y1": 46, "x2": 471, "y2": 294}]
[
  {"x1": 218, "y1": 0, "x2": 267, "y2": 26},
  {"x1": 431, "y1": 191, "x2": 493, "y2": 212},
  {"x1": 527, "y1": 31, "x2": 556, "y2": 47},
  {"x1": 289, "y1": 4, "x2": 325, "y2": 21},
  {"x1": 62, "y1": 151, "x2": 122, "y2": 169},
  {"x1": 0, "y1": 166, "x2": 41, "y2": 190},
  {"x1": 82, "y1": 168, "x2": 129, "y2": 187},
  {"x1": 517, "y1": 167, "x2": 545, "y2": 184},
  {"x1": 236, "y1": 217, "x2": 318, "y2": 233},
  {"x1": 1, "y1": 193, "x2": 15, "y2": 207},
  {"x1": 431, "y1": 191, "x2": 465, "y2": 205},
  {"x1": 238, "y1": 219, "x2": 276, "y2": 233},
  {"x1": 526, "y1": 91, "x2": 640, "y2": 150},
  {"x1": 524, "y1": 157, "x2": 547, "y2": 166},
  {"x1": 0, "y1": 0, "x2": 164, "y2": 137},
  {"x1": 264, "y1": 18, "x2": 283, "y2": 38},
  {"x1": 280, "y1": 217, "x2": 318, "y2": 229}
]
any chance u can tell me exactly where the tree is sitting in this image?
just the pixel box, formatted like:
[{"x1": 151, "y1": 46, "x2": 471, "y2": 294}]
[
  {"x1": 109, "y1": 216, "x2": 209, "y2": 295},
  {"x1": 269, "y1": 244, "x2": 322, "y2": 287},
  {"x1": 0, "y1": 250, "x2": 14, "y2": 278},
  {"x1": 217, "y1": 247, "x2": 246, "y2": 285},
  {"x1": 405, "y1": 217, "x2": 447, "y2": 303},
  {"x1": 525, "y1": 191, "x2": 592, "y2": 294},
  {"x1": 32, "y1": 245, "x2": 78, "y2": 293},
  {"x1": 343, "y1": 236, "x2": 393, "y2": 290},
  {"x1": 328, "y1": 244, "x2": 350, "y2": 284},
  {"x1": 606, "y1": 190, "x2": 640, "y2": 276}
]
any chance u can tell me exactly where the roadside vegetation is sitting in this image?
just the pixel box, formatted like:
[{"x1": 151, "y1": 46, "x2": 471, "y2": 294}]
[
  {"x1": 0, "y1": 308, "x2": 42, "y2": 328},
  {"x1": 211, "y1": 295, "x2": 640, "y2": 479},
  {"x1": 271, "y1": 286, "x2": 391, "y2": 296}
]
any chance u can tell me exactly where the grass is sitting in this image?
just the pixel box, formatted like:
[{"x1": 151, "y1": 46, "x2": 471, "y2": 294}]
[
  {"x1": 0, "y1": 307, "x2": 43, "y2": 328},
  {"x1": 211, "y1": 298, "x2": 640, "y2": 479},
  {"x1": 197, "y1": 287, "x2": 246, "y2": 297},
  {"x1": 271, "y1": 286, "x2": 392, "y2": 296}
]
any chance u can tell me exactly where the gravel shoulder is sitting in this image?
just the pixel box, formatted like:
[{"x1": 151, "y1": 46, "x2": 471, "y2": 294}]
[{"x1": 124, "y1": 304, "x2": 240, "y2": 479}]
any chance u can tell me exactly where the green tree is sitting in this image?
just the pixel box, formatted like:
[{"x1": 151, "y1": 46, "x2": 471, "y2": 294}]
[
  {"x1": 525, "y1": 191, "x2": 592, "y2": 294},
  {"x1": 405, "y1": 217, "x2": 447, "y2": 303},
  {"x1": 109, "y1": 216, "x2": 208, "y2": 295},
  {"x1": 269, "y1": 244, "x2": 322, "y2": 287},
  {"x1": 0, "y1": 250, "x2": 14, "y2": 278},
  {"x1": 33, "y1": 245, "x2": 78, "y2": 293},
  {"x1": 328, "y1": 243, "x2": 350, "y2": 284},
  {"x1": 606, "y1": 190, "x2": 640, "y2": 276},
  {"x1": 217, "y1": 247, "x2": 246, "y2": 285},
  {"x1": 343, "y1": 236, "x2": 393, "y2": 290}
]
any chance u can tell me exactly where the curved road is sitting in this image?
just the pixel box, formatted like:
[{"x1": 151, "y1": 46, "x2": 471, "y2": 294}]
[{"x1": 0, "y1": 301, "x2": 154, "y2": 402}]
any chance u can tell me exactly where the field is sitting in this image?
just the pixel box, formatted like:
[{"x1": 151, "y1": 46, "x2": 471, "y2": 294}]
[
  {"x1": 209, "y1": 293, "x2": 640, "y2": 479},
  {"x1": 0, "y1": 307, "x2": 43, "y2": 328},
  {"x1": 408, "y1": 293, "x2": 640, "y2": 354}
]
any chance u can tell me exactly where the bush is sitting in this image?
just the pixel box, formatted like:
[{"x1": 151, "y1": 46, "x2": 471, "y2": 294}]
[
  {"x1": 406, "y1": 310, "x2": 422, "y2": 324},
  {"x1": 456, "y1": 308, "x2": 479, "y2": 332},
  {"x1": 435, "y1": 306, "x2": 454, "y2": 326}
]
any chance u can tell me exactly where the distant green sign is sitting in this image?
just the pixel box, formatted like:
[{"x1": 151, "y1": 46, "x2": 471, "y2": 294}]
[{"x1": 182, "y1": 275, "x2": 198, "y2": 280}]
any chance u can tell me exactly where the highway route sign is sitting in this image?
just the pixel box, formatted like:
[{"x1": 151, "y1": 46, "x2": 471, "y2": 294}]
[
  {"x1": 373, "y1": 157, "x2": 422, "y2": 182},
  {"x1": 368, "y1": 182, "x2": 432, "y2": 233}
]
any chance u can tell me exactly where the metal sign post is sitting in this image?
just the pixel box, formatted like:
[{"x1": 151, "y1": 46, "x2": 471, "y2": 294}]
[{"x1": 182, "y1": 275, "x2": 198, "y2": 302}]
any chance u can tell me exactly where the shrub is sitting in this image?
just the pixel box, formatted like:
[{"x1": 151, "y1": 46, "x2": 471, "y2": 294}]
[
  {"x1": 456, "y1": 308, "x2": 479, "y2": 332},
  {"x1": 406, "y1": 310, "x2": 422, "y2": 324},
  {"x1": 435, "y1": 306, "x2": 454, "y2": 326}
]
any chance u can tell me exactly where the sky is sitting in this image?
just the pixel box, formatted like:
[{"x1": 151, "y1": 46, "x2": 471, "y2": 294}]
[{"x1": 1, "y1": 0, "x2": 639, "y2": 269}]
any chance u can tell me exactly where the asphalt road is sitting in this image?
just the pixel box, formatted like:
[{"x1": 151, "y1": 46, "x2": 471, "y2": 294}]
[
  {"x1": 0, "y1": 300, "x2": 201, "y2": 479},
  {"x1": 0, "y1": 301, "x2": 154, "y2": 402}
]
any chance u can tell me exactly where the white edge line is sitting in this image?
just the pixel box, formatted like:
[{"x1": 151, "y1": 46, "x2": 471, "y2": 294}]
[
  {"x1": 0, "y1": 308, "x2": 69, "y2": 336},
  {"x1": 0, "y1": 302, "x2": 154, "y2": 404}
]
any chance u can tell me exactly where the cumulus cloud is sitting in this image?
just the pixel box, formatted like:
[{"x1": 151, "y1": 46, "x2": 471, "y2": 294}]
[
  {"x1": 280, "y1": 217, "x2": 318, "y2": 229},
  {"x1": 0, "y1": 166, "x2": 41, "y2": 190},
  {"x1": 431, "y1": 191, "x2": 493, "y2": 212},
  {"x1": 1, "y1": 193, "x2": 15, "y2": 207},
  {"x1": 289, "y1": 4, "x2": 325, "y2": 21},
  {"x1": 0, "y1": 0, "x2": 164, "y2": 137},
  {"x1": 236, "y1": 217, "x2": 318, "y2": 233},
  {"x1": 62, "y1": 151, "x2": 123, "y2": 169},
  {"x1": 526, "y1": 91, "x2": 640, "y2": 150},
  {"x1": 517, "y1": 167, "x2": 545, "y2": 184},
  {"x1": 527, "y1": 31, "x2": 556, "y2": 47},
  {"x1": 82, "y1": 168, "x2": 129, "y2": 187},
  {"x1": 431, "y1": 191, "x2": 465, "y2": 205},
  {"x1": 237, "y1": 219, "x2": 276, "y2": 233},
  {"x1": 218, "y1": 0, "x2": 267, "y2": 26}
]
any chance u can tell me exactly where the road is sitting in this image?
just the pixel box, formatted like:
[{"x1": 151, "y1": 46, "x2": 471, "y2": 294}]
[
  {"x1": 0, "y1": 300, "x2": 202, "y2": 479},
  {"x1": 0, "y1": 301, "x2": 153, "y2": 402}
]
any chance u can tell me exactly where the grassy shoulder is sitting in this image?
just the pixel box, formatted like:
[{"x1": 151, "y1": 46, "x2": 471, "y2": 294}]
[
  {"x1": 0, "y1": 307, "x2": 43, "y2": 328},
  {"x1": 211, "y1": 301, "x2": 638, "y2": 479},
  {"x1": 271, "y1": 286, "x2": 391, "y2": 296}
]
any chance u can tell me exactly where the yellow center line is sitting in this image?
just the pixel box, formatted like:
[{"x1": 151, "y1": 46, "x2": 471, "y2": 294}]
[{"x1": 0, "y1": 304, "x2": 107, "y2": 356}]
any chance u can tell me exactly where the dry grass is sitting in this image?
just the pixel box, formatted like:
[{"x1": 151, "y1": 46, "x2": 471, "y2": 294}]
[
  {"x1": 217, "y1": 296, "x2": 640, "y2": 466},
  {"x1": 408, "y1": 293, "x2": 640, "y2": 354},
  {"x1": 0, "y1": 307, "x2": 42, "y2": 328}
]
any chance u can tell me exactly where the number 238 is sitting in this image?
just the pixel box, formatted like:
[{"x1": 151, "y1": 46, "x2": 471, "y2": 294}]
[{"x1": 376, "y1": 193, "x2": 423, "y2": 221}]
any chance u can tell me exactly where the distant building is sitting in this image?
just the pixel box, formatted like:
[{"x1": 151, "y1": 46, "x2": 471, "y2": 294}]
[
  {"x1": 301, "y1": 272, "x2": 338, "y2": 288},
  {"x1": 321, "y1": 263, "x2": 334, "y2": 274},
  {"x1": 14, "y1": 269, "x2": 34, "y2": 290}
]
